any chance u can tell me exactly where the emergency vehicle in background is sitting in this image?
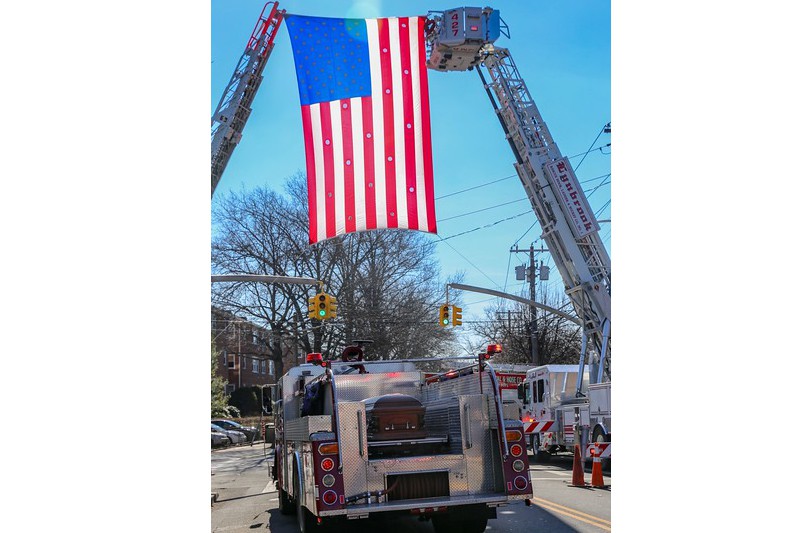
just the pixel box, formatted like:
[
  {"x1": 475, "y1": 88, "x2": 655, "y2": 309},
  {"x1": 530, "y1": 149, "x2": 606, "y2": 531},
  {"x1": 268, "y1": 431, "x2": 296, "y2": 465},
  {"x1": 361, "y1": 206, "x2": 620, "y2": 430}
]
[
  {"x1": 271, "y1": 344, "x2": 532, "y2": 533},
  {"x1": 517, "y1": 366, "x2": 610, "y2": 464}
]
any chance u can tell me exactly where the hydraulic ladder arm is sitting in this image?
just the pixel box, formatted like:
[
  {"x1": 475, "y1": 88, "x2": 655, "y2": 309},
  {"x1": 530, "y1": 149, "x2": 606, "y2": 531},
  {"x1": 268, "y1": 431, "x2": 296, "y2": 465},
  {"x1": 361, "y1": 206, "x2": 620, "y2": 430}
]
[
  {"x1": 211, "y1": 2, "x2": 285, "y2": 197},
  {"x1": 425, "y1": 7, "x2": 611, "y2": 379}
]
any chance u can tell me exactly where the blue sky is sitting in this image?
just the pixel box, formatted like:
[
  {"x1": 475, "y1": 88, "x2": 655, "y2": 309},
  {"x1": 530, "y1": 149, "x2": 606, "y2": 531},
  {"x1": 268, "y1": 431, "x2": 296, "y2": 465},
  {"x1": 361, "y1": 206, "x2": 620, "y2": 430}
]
[{"x1": 211, "y1": 0, "x2": 611, "y2": 344}]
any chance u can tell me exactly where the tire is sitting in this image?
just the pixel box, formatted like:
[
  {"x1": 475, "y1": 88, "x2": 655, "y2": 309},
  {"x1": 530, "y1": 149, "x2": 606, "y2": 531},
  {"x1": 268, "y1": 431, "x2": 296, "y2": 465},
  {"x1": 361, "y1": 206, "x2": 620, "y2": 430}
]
[
  {"x1": 432, "y1": 515, "x2": 488, "y2": 533},
  {"x1": 431, "y1": 516, "x2": 460, "y2": 533},
  {"x1": 462, "y1": 517, "x2": 488, "y2": 533},
  {"x1": 591, "y1": 427, "x2": 611, "y2": 472},
  {"x1": 278, "y1": 483, "x2": 294, "y2": 515},
  {"x1": 592, "y1": 426, "x2": 608, "y2": 443}
]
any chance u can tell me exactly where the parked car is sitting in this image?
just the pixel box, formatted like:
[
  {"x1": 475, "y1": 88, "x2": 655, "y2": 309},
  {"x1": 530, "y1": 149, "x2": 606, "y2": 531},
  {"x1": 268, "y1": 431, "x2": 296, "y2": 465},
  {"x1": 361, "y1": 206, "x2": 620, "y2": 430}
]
[
  {"x1": 211, "y1": 428, "x2": 231, "y2": 448},
  {"x1": 212, "y1": 419, "x2": 259, "y2": 442},
  {"x1": 211, "y1": 423, "x2": 247, "y2": 445}
]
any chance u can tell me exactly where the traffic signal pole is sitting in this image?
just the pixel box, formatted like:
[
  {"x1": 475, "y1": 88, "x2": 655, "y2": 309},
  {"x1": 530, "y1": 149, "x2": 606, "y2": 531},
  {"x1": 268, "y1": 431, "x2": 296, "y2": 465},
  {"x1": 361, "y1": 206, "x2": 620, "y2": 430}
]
[{"x1": 447, "y1": 283, "x2": 580, "y2": 325}]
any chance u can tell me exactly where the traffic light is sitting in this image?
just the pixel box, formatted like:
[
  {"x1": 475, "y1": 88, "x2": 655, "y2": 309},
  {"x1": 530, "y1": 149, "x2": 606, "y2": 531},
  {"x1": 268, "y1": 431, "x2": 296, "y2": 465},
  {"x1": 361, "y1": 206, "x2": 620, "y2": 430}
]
[
  {"x1": 452, "y1": 305, "x2": 463, "y2": 326},
  {"x1": 308, "y1": 295, "x2": 317, "y2": 319},
  {"x1": 439, "y1": 304, "x2": 450, "y2": 327},
  {"x1": 328, "y1": 295, "x2": 338, "y2": 319},
  {"x1": 317, "y1": 293, "x2": 328, "y2": 319}
]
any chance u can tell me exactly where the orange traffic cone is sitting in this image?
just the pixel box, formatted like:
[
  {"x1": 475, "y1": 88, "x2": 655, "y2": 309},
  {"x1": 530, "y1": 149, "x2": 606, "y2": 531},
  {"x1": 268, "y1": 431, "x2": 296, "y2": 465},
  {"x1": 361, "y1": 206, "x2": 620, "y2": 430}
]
[
  {"x1": 570, "y1": 444, "x2": 585, "y2": 487},
  {"x1": 590, "y1": 447, "x2": 607, "y2": 488}
]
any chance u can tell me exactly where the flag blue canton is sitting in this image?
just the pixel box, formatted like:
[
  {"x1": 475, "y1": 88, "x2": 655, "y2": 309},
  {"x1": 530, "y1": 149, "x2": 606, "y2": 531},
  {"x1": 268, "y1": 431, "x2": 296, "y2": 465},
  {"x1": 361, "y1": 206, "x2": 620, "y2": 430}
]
[{"x1": 286, "y1": 15, "x2": 372, "y2": 106}]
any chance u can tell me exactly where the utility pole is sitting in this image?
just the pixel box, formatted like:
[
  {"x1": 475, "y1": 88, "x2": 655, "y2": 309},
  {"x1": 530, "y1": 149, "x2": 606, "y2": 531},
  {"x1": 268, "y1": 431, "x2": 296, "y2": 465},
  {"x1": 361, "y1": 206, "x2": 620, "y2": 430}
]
[{"x1": 510, "y1": 244, "x2": 548, "y2": 366}]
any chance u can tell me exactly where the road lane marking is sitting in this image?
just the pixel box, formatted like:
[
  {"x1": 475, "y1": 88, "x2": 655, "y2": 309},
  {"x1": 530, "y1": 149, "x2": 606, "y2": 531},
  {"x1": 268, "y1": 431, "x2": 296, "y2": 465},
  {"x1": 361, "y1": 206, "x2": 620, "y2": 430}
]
[
  {"x1": 534, "y1": 497, "x2": 611, "y2": 525},
  {"x1": 533, "y1": 497, "x2": 611, "y2": 531}
]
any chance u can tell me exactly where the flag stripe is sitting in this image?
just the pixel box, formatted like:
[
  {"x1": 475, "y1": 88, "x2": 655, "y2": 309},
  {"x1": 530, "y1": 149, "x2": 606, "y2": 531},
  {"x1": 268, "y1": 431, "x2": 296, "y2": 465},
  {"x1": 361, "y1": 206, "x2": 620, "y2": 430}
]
[
  {"x1": 416, "y1": 18, "x2": 437, "y2": 233},
  {"x1": 409, "y1": 17, "x2": 428, "y2": 231},
  {"x1": 342, "y1": 100, "x2": 356, "y2": 233},
  {"x1": 318, "y1": 101, "x2": 337, "y2": 238},
  {"x1": 301, "y1": 106, "x2": 318, "y2": 243},
  {"x1": 389, "y1": 19, "x2": 407, "y2": 229},
  {"x1": 360, "y1": 96, "x2": 377, "y2": 230},
  {"x1": 377, "y1": 18, "x2": 398, "y2": 228},
  {"x1": 349, "y1": 98, "x2": 366, "y2": 232},
  {"x1": 309, "y1": 104, "x2": 327, "y2": 244},
  {"x1": 330, "y1": 102, "x2": 346, "y2": 235},
  {"x1": 398, "y1": 17, "x2": 418, "y2": 230},
  {"x1": 366, "y1": 20, "x2": 387, "y2": 229}
]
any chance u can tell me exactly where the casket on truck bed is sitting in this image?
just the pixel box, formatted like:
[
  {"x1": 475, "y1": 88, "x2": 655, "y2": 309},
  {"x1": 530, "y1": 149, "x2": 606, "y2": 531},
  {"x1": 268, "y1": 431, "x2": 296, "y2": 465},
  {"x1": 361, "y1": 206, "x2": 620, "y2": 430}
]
[{"x1": 363, "y1": 393, "x2": 427, "y2": 441}]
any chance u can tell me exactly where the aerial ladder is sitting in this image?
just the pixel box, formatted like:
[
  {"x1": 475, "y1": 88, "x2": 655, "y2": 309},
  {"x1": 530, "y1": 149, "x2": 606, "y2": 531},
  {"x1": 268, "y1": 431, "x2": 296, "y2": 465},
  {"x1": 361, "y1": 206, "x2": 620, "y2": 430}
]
[
  {"x1": 211, "y1": 2, "x2": 285, "y2": 197},
  {"x1": 425, "y1": 7, "x2": 611, "y2": 383}
]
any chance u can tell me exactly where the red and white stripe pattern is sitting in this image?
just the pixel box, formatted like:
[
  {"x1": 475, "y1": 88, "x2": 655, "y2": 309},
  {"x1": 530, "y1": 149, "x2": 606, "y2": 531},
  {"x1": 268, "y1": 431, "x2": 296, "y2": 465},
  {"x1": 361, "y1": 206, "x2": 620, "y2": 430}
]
[
  {"x1": 298, "y1": 16, "x2": 436, "y2": 244},
  {"x1": 585, "y1": 442, "x2": 610, "y2": 459},
  {"x1": 523, "y1": 420, "x2": 554, "y2": 434}
]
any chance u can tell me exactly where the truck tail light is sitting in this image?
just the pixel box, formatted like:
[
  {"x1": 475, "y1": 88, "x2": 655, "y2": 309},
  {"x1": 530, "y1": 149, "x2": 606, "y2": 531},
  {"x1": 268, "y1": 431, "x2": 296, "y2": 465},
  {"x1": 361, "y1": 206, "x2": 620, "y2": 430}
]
[
  {"x1": 318, "y1": 443, "x2": 339, "y2": 455},
  {"x1": 505, "y1": 429, "x2": 523, "y2": 442},
  {"x1": 320, "y1": 457, "x2": 335, "y2": 471},
  {"x1": 322, "y1": 490, "x2": 338, "y2": 505},
  {"x1": 510, "y1": 443, "x2": 524, "y2": 457}
]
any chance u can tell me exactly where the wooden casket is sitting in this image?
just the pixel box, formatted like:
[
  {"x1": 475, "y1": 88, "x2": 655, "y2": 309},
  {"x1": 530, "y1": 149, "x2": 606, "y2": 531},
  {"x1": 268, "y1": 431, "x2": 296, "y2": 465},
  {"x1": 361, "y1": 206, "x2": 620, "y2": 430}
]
[{"x1": 363, "y1": 393, "x2": 427, "y2": 441}]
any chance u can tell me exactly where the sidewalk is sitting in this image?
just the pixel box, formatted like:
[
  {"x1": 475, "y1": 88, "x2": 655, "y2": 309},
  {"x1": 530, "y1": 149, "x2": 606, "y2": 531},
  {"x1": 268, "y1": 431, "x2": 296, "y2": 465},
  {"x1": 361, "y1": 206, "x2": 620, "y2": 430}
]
[{"x1": 212, "y1": 439, "x2": 273, "y2": 453}]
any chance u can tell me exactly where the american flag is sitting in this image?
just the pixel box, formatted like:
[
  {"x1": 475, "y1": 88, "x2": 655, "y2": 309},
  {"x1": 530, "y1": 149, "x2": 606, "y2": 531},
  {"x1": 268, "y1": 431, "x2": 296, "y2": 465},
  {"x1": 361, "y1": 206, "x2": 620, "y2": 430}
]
[{"x1": 285, "y1": 14, "x2": 437, "y2": 244}]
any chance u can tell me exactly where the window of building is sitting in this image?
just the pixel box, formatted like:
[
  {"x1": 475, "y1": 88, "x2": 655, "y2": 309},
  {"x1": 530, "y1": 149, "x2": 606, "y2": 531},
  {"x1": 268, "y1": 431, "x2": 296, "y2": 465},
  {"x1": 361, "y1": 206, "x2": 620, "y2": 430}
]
[
  {"x1": 260, "y1": 360, "x2": 266, "y2": 374},
  {"x1": 225, "y1": 384, "x2": 235, "y2": 394},
  {"x1": 226, "y1": 351, "x2": 235, "y2": 369},
  {"x1": 252, "y1": 358, "x2": 259, "y2": 373},
  {"x1": 269, "y1": 360, "x2": 275, "y2": 376}
]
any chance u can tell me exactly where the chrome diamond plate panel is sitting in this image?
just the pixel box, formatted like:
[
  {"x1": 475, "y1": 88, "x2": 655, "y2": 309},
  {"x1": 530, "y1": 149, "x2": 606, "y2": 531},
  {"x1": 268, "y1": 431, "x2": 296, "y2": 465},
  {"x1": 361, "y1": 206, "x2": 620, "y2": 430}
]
[
  {"x1": 337, "y1": 401, "x2": 369, "y2": 498},
  {"x1": 423, "y1": 371, "x2": 485, "y2": 402},
  {"x1": 424, "y1": 398, "x2": 463, "y2": 453},
  {"x1": 334, "y1": 372, "x2": 422, "y2": 402},
  {"x1": 284, "y1": 415, "x2": 332, "y2": 442},
  {"x1": 461, "y1": 394, "x2": 499, "y2": 494}
]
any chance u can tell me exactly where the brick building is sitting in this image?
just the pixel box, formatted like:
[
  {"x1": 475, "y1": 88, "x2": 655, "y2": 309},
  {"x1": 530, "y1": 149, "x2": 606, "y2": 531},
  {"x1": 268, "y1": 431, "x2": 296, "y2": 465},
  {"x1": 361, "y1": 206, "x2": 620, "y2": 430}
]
[{"x1": 211, "y1": 306, "x2": 296, "y2": 393}]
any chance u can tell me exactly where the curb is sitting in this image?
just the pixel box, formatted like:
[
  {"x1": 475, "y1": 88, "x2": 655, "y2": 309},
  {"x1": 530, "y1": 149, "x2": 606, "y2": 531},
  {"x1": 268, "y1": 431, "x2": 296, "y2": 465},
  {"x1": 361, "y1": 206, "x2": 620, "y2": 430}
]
[{"x1": 212, "y1": 492, "x2": 218, "y2": 504}]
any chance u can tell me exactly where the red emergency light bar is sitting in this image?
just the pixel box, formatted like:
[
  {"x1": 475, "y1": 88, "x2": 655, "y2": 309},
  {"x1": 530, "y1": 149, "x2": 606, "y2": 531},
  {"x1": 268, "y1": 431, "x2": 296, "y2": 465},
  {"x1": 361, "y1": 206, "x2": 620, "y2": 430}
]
[
  {"x1": 487, "y1": 344, "x2": 502, "y2": 354},
  {"x1": 306, "y1": 352, "x2": 323, "y2": 365}
]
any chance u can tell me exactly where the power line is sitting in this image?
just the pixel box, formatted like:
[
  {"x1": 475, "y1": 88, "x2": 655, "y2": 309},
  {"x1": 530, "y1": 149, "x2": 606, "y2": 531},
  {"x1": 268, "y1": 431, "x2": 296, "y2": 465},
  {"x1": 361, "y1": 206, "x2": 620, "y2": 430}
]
[
  {"x1": 573, "y1": 123, "x2": 610, "y2": 172},
  {"x1": 435, "y1": 235, "x2": 504, "y2": 289},
  {"x1": 438, "y1": 198, "x2": 528, "y2": 222},
  {"x1": 435, "y1": 174, "x2": 516, "y2": 200},
  {"x1": 435, "y1": 211, "x2": 532, "y2": 242}
]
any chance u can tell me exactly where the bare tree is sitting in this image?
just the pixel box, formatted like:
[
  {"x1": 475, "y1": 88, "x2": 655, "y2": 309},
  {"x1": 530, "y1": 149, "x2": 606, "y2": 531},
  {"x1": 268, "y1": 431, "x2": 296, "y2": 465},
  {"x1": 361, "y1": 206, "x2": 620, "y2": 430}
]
[
  {"x1": 212, "y1": 174, "x2": 458, "y2": 373},
  {"x1": 470, "y1": 284, "x2": 583, "y2": 365}
]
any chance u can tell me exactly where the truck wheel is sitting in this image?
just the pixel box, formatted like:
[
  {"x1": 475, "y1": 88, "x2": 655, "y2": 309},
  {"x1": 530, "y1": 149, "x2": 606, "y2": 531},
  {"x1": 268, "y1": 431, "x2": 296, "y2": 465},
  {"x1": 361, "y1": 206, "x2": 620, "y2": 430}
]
[
  {"x1": 592, "y1": 426, "x2": 608, "y2": 443},
  {"x1": 431, "y1": 515, "x2": 459, "y2": 533},
  {"x1": 277, "y1": 483, "x2": 294, "y2": 515},
  {"x1": 462, "y1": 517, "x2": 488, "y2": 533},
  {"x1": 432, "y1": 515, "x2": 488, "y2": 533},
  {"x1": 590, "y1": 427, "x2": 611, "y2": 471}
]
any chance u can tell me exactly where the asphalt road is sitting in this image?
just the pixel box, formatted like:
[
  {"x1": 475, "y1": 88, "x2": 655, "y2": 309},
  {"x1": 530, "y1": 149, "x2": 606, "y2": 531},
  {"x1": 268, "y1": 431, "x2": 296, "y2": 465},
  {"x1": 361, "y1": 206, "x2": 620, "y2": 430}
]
[{"x1": 211, "y1": 446, "x2": 610, "y2": 533}]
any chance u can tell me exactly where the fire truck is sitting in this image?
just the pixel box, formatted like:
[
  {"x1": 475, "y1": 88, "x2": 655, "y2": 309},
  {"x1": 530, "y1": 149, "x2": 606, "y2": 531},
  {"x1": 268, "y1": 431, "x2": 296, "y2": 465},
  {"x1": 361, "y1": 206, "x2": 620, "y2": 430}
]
[{"x1": 271, "y1": 345, "x2": 532, "y2": 533}]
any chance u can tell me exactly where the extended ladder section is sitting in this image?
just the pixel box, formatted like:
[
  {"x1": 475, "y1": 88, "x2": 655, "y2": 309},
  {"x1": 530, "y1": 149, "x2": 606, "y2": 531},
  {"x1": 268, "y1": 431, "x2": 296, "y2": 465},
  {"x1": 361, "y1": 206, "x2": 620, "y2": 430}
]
[
  {"x1": 211, "y1": 2, "x2": 285, "y2": 197},
  {"x1": 478, "y1": 48, "x2": 611, "y2": 366},
  {"x1": 424, "y1": 7, "x2": 611, "y2": 379}
]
